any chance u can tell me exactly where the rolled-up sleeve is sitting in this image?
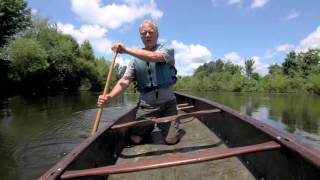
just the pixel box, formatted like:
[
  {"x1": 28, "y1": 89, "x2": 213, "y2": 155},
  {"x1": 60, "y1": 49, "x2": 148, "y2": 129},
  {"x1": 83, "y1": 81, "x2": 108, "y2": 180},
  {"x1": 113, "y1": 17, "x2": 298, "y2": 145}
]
[
  {"x1": 157, "y1": 44, "x2": 175, "y2": 65},
  {"x1": 122, "y1": 60, "x2": 136, "y2": 81}
]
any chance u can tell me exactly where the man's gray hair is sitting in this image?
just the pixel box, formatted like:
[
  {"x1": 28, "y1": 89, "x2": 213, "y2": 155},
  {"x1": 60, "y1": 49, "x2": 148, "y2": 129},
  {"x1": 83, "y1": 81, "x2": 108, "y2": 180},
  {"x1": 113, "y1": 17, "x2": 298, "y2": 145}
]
[{"x1": 139, "y1": 19, "x2": 158, "y2": 32}]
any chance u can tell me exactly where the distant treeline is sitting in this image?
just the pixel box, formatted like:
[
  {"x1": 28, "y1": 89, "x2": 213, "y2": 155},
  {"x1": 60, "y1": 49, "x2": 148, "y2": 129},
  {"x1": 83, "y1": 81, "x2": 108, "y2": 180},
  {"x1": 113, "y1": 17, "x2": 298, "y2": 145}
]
[
  {"x1": 175, "y1": 49, "x2": 320, "y2": 94},
  {"x1": 1, "y1": 0, "x2": 319, "y2": 97},
  {"x1": 0, "y1": 0, "x2": 127, "y2": 96}
]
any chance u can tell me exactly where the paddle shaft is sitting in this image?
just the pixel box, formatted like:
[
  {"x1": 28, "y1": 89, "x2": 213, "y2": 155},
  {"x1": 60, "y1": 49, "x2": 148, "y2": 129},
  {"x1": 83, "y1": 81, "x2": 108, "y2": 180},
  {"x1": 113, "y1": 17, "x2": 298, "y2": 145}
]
[{"x1": 91, "y1": 51, "x2": 118, "y2": 135}]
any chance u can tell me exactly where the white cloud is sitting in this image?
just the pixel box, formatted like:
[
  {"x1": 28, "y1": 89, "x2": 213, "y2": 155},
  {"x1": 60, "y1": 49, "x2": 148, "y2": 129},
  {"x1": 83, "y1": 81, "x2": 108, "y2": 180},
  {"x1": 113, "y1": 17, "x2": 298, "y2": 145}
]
[
  {"x1": 212, "y1": 0, "x2": 242, "y2": 6},
  {"x1": 171, "y1": 40, "x2": 212, "y2": 76},
  {"x1": 224, "y1": 52, "x2": 243, "y2": 64},
  {"x1": 116, "y1": 56, "x2": 132, "y2": 67},
  {"x1": 31, "y1": 9, "x2": 38, "y2": 15},
  {"x1": 70, "y1": 0, "x2": 163, "y2": 29},
  {"x1": 276, "y1": 44, "x2": 295, "y2": 52},
  {"x1": 57, "y1": 23, "x2": 113, "y2": 54},
  {"x1": 264, "y1": 43, "x2": 295, "y2": 58},
  {"x1": 251, "y1": 0, "x2": 270, "y2": 9},
  {"x1": 226, "y1": 0, "x2": 242, "y2": 6},
  {"x1": 251, "y1": 56, "x2": 269, "y2": 75},
  {"x1": 254, "y1": 25, "x2": 320, "y2": 74},
  {"x1": 296, "y1": 26, "x2": 320, "y2": 52},
  {"x1": 284, "y1": 12, "x2": 300, "y2": 21}
]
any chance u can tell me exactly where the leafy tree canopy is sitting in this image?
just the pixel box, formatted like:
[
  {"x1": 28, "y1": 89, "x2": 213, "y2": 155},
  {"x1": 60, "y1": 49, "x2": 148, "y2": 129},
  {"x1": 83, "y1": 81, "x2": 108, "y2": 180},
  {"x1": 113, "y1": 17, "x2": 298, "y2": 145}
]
[
  {"x1": 7, "y1": 38, "x2": 48, "y2": 80},
  {"x1": 0, "y1": 0, "x2": 31, "y2": 47}
]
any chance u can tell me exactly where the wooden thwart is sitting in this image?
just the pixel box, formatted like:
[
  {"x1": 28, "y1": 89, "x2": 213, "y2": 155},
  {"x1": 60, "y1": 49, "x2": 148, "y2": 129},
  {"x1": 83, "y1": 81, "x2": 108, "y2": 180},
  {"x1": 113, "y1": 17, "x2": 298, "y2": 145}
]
[
  {"x1": 177, "y1": 105, "x2": 194, "y2": 110},
  {"x1": 111, "y1": 109, "x2": 220, "y2": 129},
  {"x1": 61, "y1": 141, "x2": 281, "y2": 179},
  {"x1": 176, "y1": 103, "x2": 190, "y2": 107},
  {"x1": 176, "y1": 103, "x2": 194, "y2": 110}
]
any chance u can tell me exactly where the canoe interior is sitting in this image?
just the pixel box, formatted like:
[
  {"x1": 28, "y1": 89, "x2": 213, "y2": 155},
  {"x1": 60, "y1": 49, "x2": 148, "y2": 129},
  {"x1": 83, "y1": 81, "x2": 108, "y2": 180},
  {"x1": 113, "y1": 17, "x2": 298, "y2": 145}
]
[
  {"x1": 107, "y1": 110, "x2": 255, "y2": 180},
  {"x1": 39, "y1": 92, "x2": 320, "y2": 180}
]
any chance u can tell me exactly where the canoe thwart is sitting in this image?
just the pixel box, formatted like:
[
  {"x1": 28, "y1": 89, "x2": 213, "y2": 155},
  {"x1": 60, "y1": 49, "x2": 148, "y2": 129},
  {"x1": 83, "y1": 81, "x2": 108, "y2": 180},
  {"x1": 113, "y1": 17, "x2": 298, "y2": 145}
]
[
  {"x1": 176, "y1": 103, "x2": 194, "y2": 110},
  {"x1": 60, "y1": 141, "x2": 281, "y2": 179},
  {"x1": 177, "y1": 105, "x2": 194, "y2": 110},
  {"x1": 177, "y1": 103, "x2": 190, "y2": 107},
  {"x1": 111, "y1": 109, "x2": 221, "y2": 129}
]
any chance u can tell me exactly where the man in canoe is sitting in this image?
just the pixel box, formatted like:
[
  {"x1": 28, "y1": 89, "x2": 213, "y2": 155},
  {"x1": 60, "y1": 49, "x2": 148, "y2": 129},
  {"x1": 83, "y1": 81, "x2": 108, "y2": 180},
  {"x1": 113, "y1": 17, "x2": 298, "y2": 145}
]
[{"x1": 97, "y1": 19, "x2": 179, "y2": 145}]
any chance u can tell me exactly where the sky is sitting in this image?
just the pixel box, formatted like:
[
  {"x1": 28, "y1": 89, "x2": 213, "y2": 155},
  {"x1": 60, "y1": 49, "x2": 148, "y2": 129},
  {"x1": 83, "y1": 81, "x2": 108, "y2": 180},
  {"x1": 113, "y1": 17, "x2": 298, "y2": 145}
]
[{"x1": 27, "y1": 0, "x2": 320, "y2": 76}]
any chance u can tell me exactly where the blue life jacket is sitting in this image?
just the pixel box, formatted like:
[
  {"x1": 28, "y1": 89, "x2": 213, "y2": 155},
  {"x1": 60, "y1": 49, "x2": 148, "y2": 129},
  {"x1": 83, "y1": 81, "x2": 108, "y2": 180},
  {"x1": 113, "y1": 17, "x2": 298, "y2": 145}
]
[{"x1": 134, "y1": 44, "x2": 177, "y2": 93}]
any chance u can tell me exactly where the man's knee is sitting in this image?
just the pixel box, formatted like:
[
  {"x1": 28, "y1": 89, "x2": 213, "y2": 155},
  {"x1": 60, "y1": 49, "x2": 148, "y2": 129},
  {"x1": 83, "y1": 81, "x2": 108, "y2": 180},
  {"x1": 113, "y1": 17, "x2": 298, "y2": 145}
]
[
  {"x1": 130, "y1": 135, "x2": 143, "y2": 144},
  {"x1": 165, "y1": 137, "x2": 179, "y2": 145}
]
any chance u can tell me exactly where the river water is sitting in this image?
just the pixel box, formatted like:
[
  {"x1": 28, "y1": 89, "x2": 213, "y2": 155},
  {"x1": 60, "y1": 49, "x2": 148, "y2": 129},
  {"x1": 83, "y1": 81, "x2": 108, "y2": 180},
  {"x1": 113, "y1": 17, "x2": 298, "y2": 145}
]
[{"x1": 0, "y1": 91, "x2": 319, "y2": 179}]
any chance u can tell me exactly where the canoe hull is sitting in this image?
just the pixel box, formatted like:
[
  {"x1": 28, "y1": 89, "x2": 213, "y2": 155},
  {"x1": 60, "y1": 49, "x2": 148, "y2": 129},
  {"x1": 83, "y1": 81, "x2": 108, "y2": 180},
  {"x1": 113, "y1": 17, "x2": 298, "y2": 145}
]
[{"x1": 39, "y1": 92, "x2": 320, "y2": 180}]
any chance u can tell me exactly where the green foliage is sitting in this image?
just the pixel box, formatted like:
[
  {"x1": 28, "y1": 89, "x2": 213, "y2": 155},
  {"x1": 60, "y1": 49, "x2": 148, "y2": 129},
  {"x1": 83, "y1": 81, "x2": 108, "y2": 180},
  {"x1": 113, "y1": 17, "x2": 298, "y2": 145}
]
[
  {"x1": 45, "y1": 34, "x2": 81, "y2": 90},
  {"x1": 244, "y1": 58, "x2": 255, "y2": 79},
  {"x1": 194, "y1": 59, "x2": 224, "y2": 75},
  {"x1": 268, "y1": 64, "x2": 282, "y2": 75},
  {"x1": 80, "y1": 40, "x2": 95, "y2": 61},
  {"x1": 1, "y1": 16, "x2": 121, "y2": 94},
  {"x1": 0, "y1": 0, "x2": 31, "y2": 47},
  {"x1": 89, "y1": 56, "x2": 109, "y2": 91},
  {"x1": 7, "y1": 38, "x2": 48, "y2": 80},
  {"x1": 224, "y1": 62, "x2": 242, "y2": 75},
  {"x1": 260, "y1": 75, "x2": 289, "y2": 93},
  {"x1": 177, "y1": 49, "x2": 320, "y2": 94},
  {"x1": 307, "y1": 74, "x2": 320, "y2": 94},
  {"x1": 282, "y1": 51, "x2": 301, "y2": 77},
  {"x1": 252, "y1": 72, "x2": 261, "y2": 81},
  {"x1": 95, "y1": 56, "x2": 109, "y2": 79},
  {"x1": 299, "y1": 49, "x2": 320, "y2": 76}
]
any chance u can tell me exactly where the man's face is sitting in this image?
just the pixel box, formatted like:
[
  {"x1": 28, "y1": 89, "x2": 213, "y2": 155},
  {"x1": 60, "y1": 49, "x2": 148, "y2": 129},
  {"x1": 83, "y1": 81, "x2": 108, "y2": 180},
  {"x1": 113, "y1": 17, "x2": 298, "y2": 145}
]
[{"x1": 140, "y1": 23, "x2": 158, "y2": 50}]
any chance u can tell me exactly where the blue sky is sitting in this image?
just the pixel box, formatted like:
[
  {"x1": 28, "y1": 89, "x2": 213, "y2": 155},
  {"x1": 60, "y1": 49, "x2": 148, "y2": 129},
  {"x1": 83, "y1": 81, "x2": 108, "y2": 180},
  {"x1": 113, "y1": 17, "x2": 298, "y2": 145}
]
[{"x1": 27, "y1": 0, "x2": 320, "y2": 76}]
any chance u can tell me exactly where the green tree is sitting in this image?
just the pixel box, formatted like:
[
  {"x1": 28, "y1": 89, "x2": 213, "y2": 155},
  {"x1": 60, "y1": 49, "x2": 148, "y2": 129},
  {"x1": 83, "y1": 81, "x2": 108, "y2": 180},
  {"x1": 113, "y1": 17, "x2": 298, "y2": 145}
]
[
  {"x1": 7, "y1": 38, "x2": 48, "y2": 94},
  {"x1": 215, "y1": 59, "x2": 224, "y2": 72},
  {"x1": 0, "y1": 0, "x2": 31, "y2": 47},
  {"x1": 307, "y1": 74, "x2": 320, "y2": 94},
  {"x1": 47, "y1": 34, "x2": 81, "y2": 90},
  {"x1": 252, "y1": 72, "x2": 260, "y2": 81},
  {"x1": 282, "y1": 51, "x2": 301, "y2": 77},
  {"x1": 224, "y1": 62, "x2": 242, "y2": 75},
  {"x1": 90, "y1": 56, "x2": 109, "y2": 91},
  {"x1": 7, "y1": 38, "x2": 48, "y2": 80},
  {"x1": 244, "y1": 58, "x2": 255, "y2": 79},
  {"x1": 194, "y1": 59, "x2": 226, "y2": 75},
  {"x1": 268, "y1": 64, "x2": 282, "y2": 75},
  {"x1": 79, "y1": 40, "x2": 95, "y2": 61},
  {"x1": 300, "y1": 49, "x2": 320, "y2": 76},
  {"x1": 24, "y1": 18, "x2": 82, "y2": 90}
]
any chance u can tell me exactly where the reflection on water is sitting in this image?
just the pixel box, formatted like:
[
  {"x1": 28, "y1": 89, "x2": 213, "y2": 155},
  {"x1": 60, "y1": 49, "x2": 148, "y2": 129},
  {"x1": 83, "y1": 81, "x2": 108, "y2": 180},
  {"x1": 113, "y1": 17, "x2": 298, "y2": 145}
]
[
  {"x1": 0, "y1": 91, "x2": 319, "y2": 179},
  {"x1": 0, "y1": 92, "x2": 138, "y2": 180},
  {"x1": 187, "y1": 91, "x2": 320, "y2": 149}
]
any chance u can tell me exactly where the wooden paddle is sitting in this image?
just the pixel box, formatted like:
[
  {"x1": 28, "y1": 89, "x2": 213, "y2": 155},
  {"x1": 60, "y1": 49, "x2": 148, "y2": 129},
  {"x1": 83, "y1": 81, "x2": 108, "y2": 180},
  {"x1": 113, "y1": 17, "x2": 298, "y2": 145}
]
[{"x1": 91, "y1": 51, "x2": 118, "y2": 135}]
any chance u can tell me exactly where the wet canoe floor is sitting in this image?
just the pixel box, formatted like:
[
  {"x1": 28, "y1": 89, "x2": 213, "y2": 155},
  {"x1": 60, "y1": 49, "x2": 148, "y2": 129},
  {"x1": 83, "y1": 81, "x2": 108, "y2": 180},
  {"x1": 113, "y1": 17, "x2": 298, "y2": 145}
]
[{"x1": 108, "y1": 111, "x2": 255, "y2": 180}]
